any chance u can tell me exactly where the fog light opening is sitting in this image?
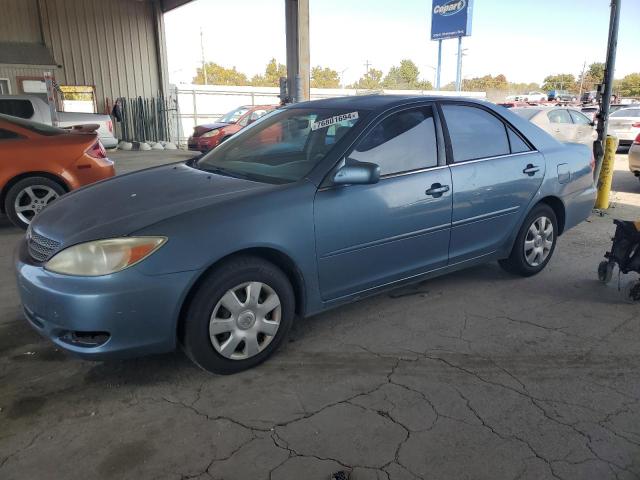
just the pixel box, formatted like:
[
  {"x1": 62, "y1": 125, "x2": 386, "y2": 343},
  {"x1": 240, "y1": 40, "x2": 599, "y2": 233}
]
[{"x1": 60, "y1": 331, "x2": 110, "y2": 347}]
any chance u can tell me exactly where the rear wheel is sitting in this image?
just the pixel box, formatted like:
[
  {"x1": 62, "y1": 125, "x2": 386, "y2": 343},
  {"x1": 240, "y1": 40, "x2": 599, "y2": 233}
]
[
  {"x1": 4, "y1": 176, "x2": 65, "y2": 229},
  {"x1": 499, "y1": 204, "x2": 558, "y2": 277},
  {"x1": 180, "y1": 256, "x2": 295, "y2": 374}
]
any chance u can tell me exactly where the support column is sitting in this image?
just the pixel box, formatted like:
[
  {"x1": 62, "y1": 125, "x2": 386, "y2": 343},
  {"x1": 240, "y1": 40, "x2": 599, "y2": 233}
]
[
  {"x1": 455, "y1": 36, "x2": 462, "y2": 92},
  {"x1": 436, "y1": 39, "x2": 442, "y2": 90},
  {"x1": 285, "y1": 0, "x2": 310, "y2": 102}
]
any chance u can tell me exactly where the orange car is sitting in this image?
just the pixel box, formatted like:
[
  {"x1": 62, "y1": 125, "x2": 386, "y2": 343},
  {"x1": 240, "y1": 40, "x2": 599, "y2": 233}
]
[{"x1": 0, "y1": 114, "x2": 115, "y2": 229}]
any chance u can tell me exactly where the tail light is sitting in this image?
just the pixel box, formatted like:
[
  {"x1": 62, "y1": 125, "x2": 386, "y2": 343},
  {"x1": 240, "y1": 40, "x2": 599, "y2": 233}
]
[
  {"x1": 107, "y1": 120, "x2": 113, "y2": 133},
  {"x1": 589, "y1": 152, "x2": 596, "y2": 173},
  {"x1": 86, "y1": 140, "x2": 107, "y2": 159},
  {"x1": 632, "y1": 122, "x2": 640, "y2": 128},
  {"x1": 634, "y1": 133, "x2": 640, "y2": 145}
]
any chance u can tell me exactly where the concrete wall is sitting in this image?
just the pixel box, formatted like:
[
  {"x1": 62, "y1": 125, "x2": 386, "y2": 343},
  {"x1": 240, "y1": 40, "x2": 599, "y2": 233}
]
[{"x1": 0, "y1": 0, "x2": 166, "y2": 113}]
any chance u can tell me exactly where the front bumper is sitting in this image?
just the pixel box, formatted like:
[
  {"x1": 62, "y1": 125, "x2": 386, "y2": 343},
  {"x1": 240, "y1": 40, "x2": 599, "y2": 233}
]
[
  {"x1": 15, "y1": 240, "x2": 197, "y2": 360},
  {"x1": 187, "y1": 136, "x2": 220, "y2": 152}
]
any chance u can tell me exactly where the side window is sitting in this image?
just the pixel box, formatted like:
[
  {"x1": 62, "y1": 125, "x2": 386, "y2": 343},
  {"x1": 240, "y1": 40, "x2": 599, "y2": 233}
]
[
  {"x1": 441, "y1": 104, "x2": 510, "y2": 162},
  {"x1": 0, "y1": 99, "x2": 35, "y2": 119},
  {"x1": 349, "y1": 107, "x2": 438, "y2": 176},
  {"x1": 569, "y1": 110, "x2": 591, "y2": 125},
  {"x1": 507, "y1": 127, "x2": 531, "y2": 154},
  {"x1": 237, "y1": 115, "x2": 250, "y2": 127},
  {"x1": 548, "y1": 109, "x2": 572, "y2": 124},
  {"x1": 0, "y1": 128, "x2": 23, "y2": 140}
]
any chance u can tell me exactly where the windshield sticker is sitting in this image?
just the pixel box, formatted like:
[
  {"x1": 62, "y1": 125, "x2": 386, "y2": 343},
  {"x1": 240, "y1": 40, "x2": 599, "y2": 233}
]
[{"x1": 311, "y1": 112, "x2": 359, "y2": 131}]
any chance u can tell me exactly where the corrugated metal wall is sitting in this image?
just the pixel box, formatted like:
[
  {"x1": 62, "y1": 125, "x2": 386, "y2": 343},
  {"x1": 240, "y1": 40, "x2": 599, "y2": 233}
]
[
  {"x1": 38, "y1": 0, "x2": 162, "y2": 113},
  {"x1": 0, "y1": 0, "x2": 42, "y2": 43}
]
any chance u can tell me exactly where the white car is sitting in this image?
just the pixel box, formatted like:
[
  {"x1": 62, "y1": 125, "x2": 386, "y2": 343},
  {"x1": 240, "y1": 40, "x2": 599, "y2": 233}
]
[
  {"x1": 515, "y1": 92, "x2": 547, "y2": 102},
  {"x1": 608, "y1": 107, "x2": 640, "y2": 148},
  {"x1": 0, "y1": 95, "x2": 117, "y2": 148},
  {"x1": 629, "y1": 138, "x2": 640, "y2": 181},
  {"x1": 512, "y1": 107, "x2": 596, "y2": 148}
]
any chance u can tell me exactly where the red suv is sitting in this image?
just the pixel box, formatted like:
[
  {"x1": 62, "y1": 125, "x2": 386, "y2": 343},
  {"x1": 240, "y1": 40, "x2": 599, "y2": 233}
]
[{"x1": 188, "y1": 105, "x2": 276, "y2": 152}]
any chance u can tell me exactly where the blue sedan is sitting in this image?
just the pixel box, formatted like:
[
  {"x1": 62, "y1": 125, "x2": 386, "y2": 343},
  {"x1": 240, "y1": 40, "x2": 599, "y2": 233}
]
[{"x1": 16, "y1": 95, "x2": 596, "y2": 374}]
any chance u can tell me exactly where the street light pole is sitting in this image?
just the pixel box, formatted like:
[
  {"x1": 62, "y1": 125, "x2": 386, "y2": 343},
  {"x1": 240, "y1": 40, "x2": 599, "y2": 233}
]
[{"x1": 594, "y1": 0, "x2": 621, "y2": 183}]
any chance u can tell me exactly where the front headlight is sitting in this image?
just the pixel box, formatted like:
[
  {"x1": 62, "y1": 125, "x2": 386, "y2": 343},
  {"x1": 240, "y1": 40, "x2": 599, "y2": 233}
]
[
  {"x1": 45, "y1": 237, "x2": 166, "y2": 276},
  {"x1": 201, "y1": 129, "x2": 220, "y2": 138}
]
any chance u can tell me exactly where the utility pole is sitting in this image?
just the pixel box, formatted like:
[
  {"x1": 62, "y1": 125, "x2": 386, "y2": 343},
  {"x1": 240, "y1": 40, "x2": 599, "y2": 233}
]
[
  {"x1": 594, "y1": 0, "x2": 621, "y2": 182},
  {"x1": 200, "y1": 27, "x2": 208, "y2": 85},
  {"x1": 578, "y1": 60, "x2": 586, "y2": 96},
  {"x1": 364, "y1": 60, "x2": 371, "y2": 76}
]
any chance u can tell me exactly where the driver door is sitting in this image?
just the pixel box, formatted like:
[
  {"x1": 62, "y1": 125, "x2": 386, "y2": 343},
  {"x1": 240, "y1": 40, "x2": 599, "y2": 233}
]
[{"x1": 313, "y1": 105, "x2": 452, "y2": 301}]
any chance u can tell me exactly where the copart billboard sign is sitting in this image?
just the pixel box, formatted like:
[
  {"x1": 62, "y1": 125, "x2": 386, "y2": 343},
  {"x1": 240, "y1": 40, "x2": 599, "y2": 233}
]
[{"x1": 430, "y1": 0, "x2": 473, "y2": 40}]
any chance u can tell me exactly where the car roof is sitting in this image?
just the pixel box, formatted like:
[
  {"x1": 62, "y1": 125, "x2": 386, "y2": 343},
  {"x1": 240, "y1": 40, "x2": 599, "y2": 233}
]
[{"x1": 288, "y1": 94, "x2": 488, "y2": 112}]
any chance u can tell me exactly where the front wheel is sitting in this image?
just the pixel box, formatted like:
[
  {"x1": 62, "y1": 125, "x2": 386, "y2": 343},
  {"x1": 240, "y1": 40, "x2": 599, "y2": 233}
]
[
  {"x1": 4, "y1": 176, "x2": 66, "y2": 229},
  {"x1": 499, "y1": 204, "x2": 558, "y2": 277},
  {"x1": 180, "y1": 256, "x2": 295, "y2": 374}
]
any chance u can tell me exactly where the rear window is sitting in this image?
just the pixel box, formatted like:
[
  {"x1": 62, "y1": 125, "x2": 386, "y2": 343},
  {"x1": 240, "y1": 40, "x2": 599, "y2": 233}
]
[
  {"x1": 0, "y1": 99, "x2": 35, "y2": 119},
  {"x1": 611, "y1": 108, "x2": 640, "y2": 118},
  {"x1": 0, "y1": 114, "x2": 66, "y2": 136},
  {"x1": 512, "y1": 108, "x2": 540, "y2": 120}
]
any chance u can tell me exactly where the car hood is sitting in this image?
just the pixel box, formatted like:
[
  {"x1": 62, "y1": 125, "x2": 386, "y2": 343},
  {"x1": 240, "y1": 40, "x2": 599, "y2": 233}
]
[
  {"x1": 31, "y1": 163, "x2": 271, "y2": 247},
  {"x1": 193, "y1": 123, "x2": 230, "y2": 137}
]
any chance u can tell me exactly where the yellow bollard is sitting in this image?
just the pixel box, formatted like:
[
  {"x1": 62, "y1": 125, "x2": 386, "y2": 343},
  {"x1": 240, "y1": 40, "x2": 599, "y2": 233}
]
[{"x1": 594, "y1": 135, "x2": 618, "y2": 210}]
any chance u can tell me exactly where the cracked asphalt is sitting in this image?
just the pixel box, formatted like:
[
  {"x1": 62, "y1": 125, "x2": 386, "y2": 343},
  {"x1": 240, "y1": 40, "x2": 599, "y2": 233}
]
[{"x1": 1, "y1": 150, "x2": 639, "y2": 480}]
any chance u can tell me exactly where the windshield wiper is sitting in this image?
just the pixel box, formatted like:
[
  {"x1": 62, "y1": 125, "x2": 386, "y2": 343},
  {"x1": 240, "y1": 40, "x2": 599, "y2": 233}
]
[{"x1": 203, "y1": 166, "x2": 253, "y2": 181}]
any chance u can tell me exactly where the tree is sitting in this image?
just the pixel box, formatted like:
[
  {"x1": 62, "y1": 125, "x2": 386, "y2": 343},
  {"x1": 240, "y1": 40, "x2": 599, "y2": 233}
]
[
  {"x1": 311, "y1": 66, "x2": 340, "y2": 88},
  {"x1": 462, "y1": 74, "x2": 509, "y2": 92},
  {"x1": 541, "y1": 73, "x2": 577, "y2": 92},
  {"x1": 616, "y1": 73, "x2": 640, "y2": 97},
  {"x1": 579, "y1": 62, "x2": 605, "y2": 92},
  {"x1": 381, "y1": 59, "x2": 431, "y2": 90},
  {"x1": 348, "y1": 68, "x2": 384, "y2": 90},
  {"x1": 250, "y1": 58, "x2": 287, "y2": 87},
  {"x1": 193, "y1": 63, "x2": 249, "y2": 86}
]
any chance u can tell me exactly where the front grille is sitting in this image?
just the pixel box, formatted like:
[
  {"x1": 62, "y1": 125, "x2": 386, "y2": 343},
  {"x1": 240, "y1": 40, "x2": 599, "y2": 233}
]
[{"x1": 27, "y1": 231, "x2": 60, "y2": 263}]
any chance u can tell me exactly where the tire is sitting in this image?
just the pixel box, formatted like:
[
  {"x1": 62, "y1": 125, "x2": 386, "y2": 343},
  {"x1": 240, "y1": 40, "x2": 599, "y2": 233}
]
[
  {"x1": 4, "y1": 176, "x2": 66, "y2": 229},
  {"x1": 499, "y1": 204, "x2": 558, "y2": 277},
  {"x1": 180, "y1": 256, "x2": 295, "y2": 374}
]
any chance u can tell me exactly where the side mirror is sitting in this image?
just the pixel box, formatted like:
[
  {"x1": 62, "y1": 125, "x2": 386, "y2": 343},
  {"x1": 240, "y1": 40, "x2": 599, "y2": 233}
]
[{"x1": 333, "y1": 160, "x2": 380, "y2": 185}]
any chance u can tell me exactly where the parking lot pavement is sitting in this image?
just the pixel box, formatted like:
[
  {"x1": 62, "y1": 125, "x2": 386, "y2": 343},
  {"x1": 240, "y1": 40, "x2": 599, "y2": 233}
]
[{"x1": 1, "y1": 153, "x2": 639, "y2": 480}]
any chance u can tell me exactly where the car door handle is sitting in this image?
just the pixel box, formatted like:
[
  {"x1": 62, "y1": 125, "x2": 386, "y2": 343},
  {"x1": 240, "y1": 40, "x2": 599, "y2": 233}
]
[
  {"x1": 523, "y1": 164, "x2": 540, "y2": 176},
  {"x1": 425, "y1": 183, "x2": 450, "y2": 197}
]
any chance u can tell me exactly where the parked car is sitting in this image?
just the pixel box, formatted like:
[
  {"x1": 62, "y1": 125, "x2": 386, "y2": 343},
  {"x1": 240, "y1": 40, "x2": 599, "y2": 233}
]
[
  {"x1": 515, "y1": 92, "x2": 547, "y2": 102},
  {"x1": 0, "y1": 95, "x2": 118, "y2": 148},
  {"x1": 17, "y1": 96, "x2": 596, "y2": 374},
  {"x1": 607, "y1": 107, "x2": 640, "y2": 147},
  {"x1": 581, "y1": 106, "x2": 598, "y2": 122},
  {"x1": 547, "y1": 90, "x2": 577, "y2": 102},
  {"x1": 581, "y1": 91, "x2": 597, "y2": 105},
  {"x1": 188, "y1": 105, "x2": 276, "y2": 152},
  {"x1": 512, "y1": 107, "x2": 596, "y2": 148},
  {"x1": 0, "y1": 114, "x2": 114, "y2": 229},
  {"x1": 629, "y1": 133, "x2": 640, "y2": 181}
]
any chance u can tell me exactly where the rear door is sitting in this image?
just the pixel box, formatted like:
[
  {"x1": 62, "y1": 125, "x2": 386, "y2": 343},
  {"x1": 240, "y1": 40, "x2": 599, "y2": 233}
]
[
  {"x1": 568, "y1": 109, "x2": 596, "y2": 147},
  {"x1": 440, "y1": 102, "x2": 545, "y2": 264}
]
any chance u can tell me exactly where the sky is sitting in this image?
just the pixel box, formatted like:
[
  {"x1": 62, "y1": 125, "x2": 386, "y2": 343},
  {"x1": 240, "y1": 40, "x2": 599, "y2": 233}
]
[{"x1": 165, "y1": 0, "x2": 640, "y2": 88}]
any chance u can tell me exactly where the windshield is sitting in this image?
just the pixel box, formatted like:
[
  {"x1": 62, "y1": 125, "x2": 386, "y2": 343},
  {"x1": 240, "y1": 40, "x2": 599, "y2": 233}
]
[
  {"x1": 511, "y1": 108, "x2": 540, "y2": 120},
  {"x1": 196, "y1": 107, "x2": 365, "y2": 184},
  {"x1": 218, "y1": 107, "x2": 251, "y2": 124}
]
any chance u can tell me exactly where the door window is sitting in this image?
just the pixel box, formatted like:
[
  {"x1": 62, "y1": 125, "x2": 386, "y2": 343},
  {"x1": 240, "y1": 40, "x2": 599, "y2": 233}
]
[
  {"x1": 568, "y1": 110, "x2": 592, "y2": 125},
  {"x1": 547, "y1": 109, "x2": 572, "y2": 124},
  {"x1": 349, "y1": 107, "x2": 438, "y2": 175},
  {"x1": 441, "y1": 104, "x2": 510, "y2": 162}
]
